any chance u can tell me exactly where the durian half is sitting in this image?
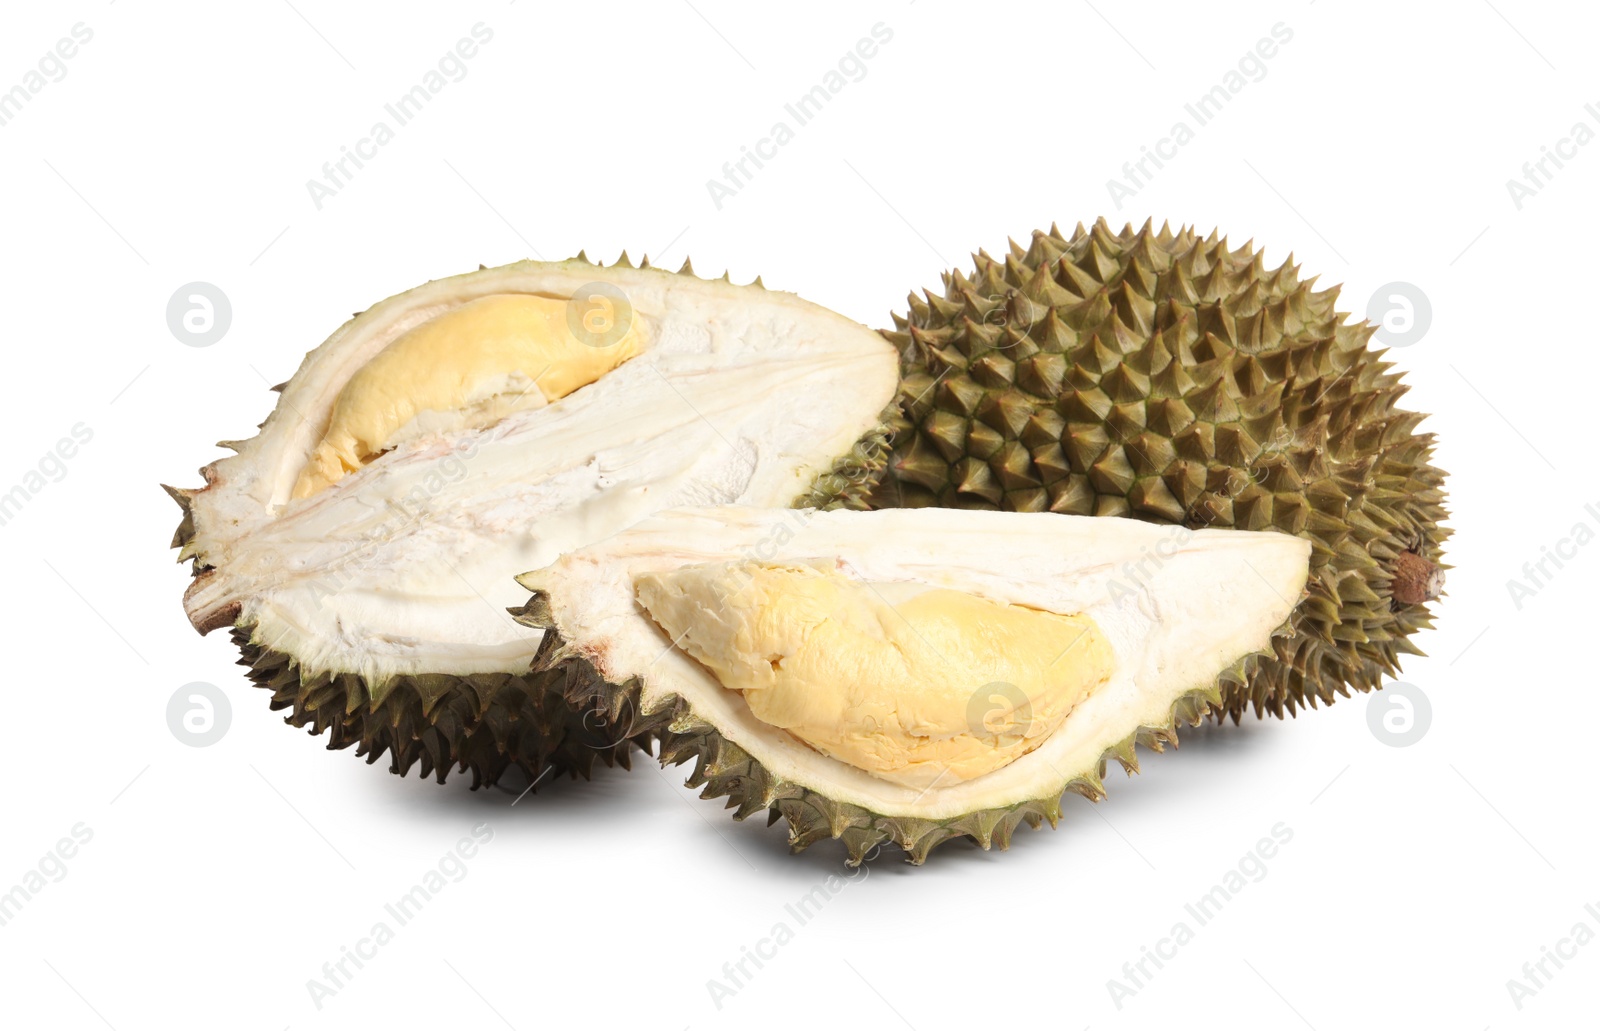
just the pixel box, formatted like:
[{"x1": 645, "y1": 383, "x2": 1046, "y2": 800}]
[
  {"x1": 168, "y1": 255, "x2": 899, "y2": 785},
  {"x1": 513, "y1": 505, "x2": 1311, "y2": 863}
]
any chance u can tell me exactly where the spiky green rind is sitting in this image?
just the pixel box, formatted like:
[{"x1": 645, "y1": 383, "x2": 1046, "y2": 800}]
[
  {"x1": 170, "y1": 250, "x2": 876, "y2": 787},
  {"x1": 869, "y1": 219, "x2": 1449, "y2": 721},
  {"x1": 517, "y1": 602, "x2": 1257, "y2": 864},
  {"x1": 794, "y1": 405, "x2": 896, "y2": 511},
  {"x1": 231, "y1": 627, "x2": 645, "y2": 787}
]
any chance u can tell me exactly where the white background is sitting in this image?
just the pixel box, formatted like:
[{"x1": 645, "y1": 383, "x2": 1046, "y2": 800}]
[{"x1": 0, "y1": 1, "x2": 1593, "y2": 1028}]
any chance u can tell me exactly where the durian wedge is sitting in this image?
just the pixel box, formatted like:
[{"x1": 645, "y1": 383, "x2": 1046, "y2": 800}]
[
  {"x1": 513, "y1": 505, "x2": 1312, "y2": 863},
  {"x1": 168, "y1": 256, "x2": 899, "y2": 785}
]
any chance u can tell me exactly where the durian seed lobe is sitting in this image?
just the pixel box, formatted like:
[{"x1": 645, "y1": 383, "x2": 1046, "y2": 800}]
[
  {"x1": 296, "y1": 294, "x2": 643, "y2": 498},
  {"x1": 635, "y1": 559, "x2": 1114, "y2": 788}
]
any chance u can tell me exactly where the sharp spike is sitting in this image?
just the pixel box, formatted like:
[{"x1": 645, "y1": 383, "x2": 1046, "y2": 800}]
[
  {"x1": 508, "y1": 592, "x2": 555, "y2": 630},
  {"x1": 160, "y1": 483, "x2": 197, "y2": 510}
]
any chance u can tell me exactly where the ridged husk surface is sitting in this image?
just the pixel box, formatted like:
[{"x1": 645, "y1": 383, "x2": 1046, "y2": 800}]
[
  {"x1": 514, "y1": 600, "x2": 1260, "y2": 864},
  {"x1": 168, "y1": 251, "x2": 890, "y2": 788},
  {"x1": 868, "y1": 220, "x2": 1449, "y2": 720},
  {"x1": 230, "y1": 627, "x2": 633, "y2": 786}
]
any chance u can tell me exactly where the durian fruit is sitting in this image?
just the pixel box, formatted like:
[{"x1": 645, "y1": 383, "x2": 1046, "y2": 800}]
[
  {"x1": 870, "y1": 219, "x2": 1448, "y2": 720},
  {"x1": 513, "y1": 505, "x2": 1311, "y2": 862},
  {"x1": 168, "y1": 255, "x2": 899, "y2": 785}
]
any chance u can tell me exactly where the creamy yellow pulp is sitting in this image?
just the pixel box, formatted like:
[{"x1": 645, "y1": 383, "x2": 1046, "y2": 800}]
[
  {"x1": 294, "y1": 293, "x2": 641, "y2": 498},
  {"x1": 636, "y1": 561, "x2": 1114, "y2": 788}
]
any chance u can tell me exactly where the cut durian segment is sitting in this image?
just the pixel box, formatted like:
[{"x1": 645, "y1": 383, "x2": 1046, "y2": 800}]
[
  {"x1": 294, "y1": 293, "x2": 644, "y2": 498},
  {"x1": 169, "y1": 256, "x2": 899, "y2": 784},
  {"x1": 873, "y1": 219, "x2": 1449, "y2": 721},
  {"x1": 635, "y1": 561, "x2": 1115, "y2": 788},
  {"x1": 516, "y1": 505, "x2": 1310, "y2": 827}
]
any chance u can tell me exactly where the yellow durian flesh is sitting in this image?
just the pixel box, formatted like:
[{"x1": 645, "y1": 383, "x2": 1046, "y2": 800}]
[
  {"x1": 635, "y1": 560, "x2": 1114, "y2": 789},
  {"x1": 294, "y1": 293, "x2": 642, "y2": 498}
]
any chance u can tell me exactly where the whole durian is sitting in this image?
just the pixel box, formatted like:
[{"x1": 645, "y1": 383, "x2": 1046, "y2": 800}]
[
  {"x1": 168, "y1": 254, "x2": 899, "y2": 785},
  {"x1": 868, "y1": 219, "x2": 1448, "y2": 719}
]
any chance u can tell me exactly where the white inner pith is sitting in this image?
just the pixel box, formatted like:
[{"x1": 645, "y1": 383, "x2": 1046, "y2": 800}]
[
  {"x1": 182, "y1": 263, "x2": 899, "y2": 687},
  {"x1": 519, "y1": 506, "x2": 1311, "y2": 817}
]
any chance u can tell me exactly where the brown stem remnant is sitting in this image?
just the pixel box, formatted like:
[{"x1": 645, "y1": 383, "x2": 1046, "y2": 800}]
[{"x1": 1391, "y1": 550, "x2": 1445, "y2": 606}]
